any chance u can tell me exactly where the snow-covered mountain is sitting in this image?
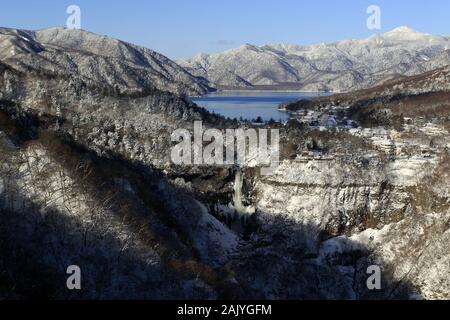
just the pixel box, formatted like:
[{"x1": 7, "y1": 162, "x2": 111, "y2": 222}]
[
  {"x1": 178, "y1": 26, "x2": 450, "y2": 92},
  {"x1": 0, "y1": 27, "x2": 213, "y2": 96},
  {"x1": 1, "y1": 25, "x2": 450, "y2": 299}
]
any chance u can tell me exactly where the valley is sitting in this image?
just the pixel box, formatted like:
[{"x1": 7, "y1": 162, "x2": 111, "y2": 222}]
[{"x1": 0, "y1": 26, "x2": 449, "y2": 300}]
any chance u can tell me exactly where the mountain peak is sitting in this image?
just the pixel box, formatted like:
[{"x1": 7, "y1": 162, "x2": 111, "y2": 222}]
[
  {"x1": 1, "y1": 26, "x2": 212, "y2": 96},
  {"x1": 240, "y1": 43, "x2": 260, "y2": 50},
  {"x1": 383, "y1": 26, "x2": 431, "y2": 40},
  {"x1": 386, "y1": 26, "x2": 418, "y2": 34}
]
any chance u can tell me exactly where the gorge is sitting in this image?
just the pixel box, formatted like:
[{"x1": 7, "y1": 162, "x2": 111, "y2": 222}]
[{"x1": 0, "y1": 26, "x2": 449, "y2": 300}]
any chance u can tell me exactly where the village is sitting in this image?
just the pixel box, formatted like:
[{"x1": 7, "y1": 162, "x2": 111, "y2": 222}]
[{"x1": 283, "y1": 105, "x2": 450, "y2": 163}]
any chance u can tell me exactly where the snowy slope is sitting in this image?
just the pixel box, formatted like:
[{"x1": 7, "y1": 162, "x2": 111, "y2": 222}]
[
  {"x1": 179, "y1": 26, "x2": 450, "y2": 92},
  {"x1": 0, "y1": 27, "x2": 213, "y2": 96}
]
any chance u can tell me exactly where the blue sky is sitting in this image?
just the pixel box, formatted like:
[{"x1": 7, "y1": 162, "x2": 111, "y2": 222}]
[{"x1": 1, "y1": 0, "x2": 449, "y2": 59}]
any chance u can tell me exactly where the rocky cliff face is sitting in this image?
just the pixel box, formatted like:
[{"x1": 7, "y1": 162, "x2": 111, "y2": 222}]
[
  {"x1": 1, "y1": 28, "x2": 449, "y2": 300},
  {"x1": 178, "y1": 27, "x2": 450, "y2": 92},
  {"x1": 245, "y1": 153, "x2": 449, "y2": 299}
]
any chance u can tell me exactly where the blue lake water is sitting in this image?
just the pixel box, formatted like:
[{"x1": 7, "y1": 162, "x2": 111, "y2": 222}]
[{"x1": 191, "y1": 91, "x2": 319, "y2": 121}]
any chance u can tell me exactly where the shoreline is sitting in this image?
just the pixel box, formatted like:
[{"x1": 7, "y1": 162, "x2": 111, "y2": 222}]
[
  {"x1": 217, "y1": 89, "x2": 332, "y2": 94},
  {"x1": 190, "y1": 89, "x2": 336, "y2": 98}
]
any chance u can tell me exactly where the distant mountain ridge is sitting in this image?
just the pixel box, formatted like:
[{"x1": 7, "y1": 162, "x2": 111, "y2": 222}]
[
  {"x1": 178, "y1": 26, "x2": 450, "y2": 92},
  {"x1": 0, "y1": 27, "x2": 213, "y2": 96}
]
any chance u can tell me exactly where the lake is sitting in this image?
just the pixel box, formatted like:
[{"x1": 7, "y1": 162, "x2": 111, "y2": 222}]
[{"x1": 191, "y1": 91, "x2": 319, "y2": 122}]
